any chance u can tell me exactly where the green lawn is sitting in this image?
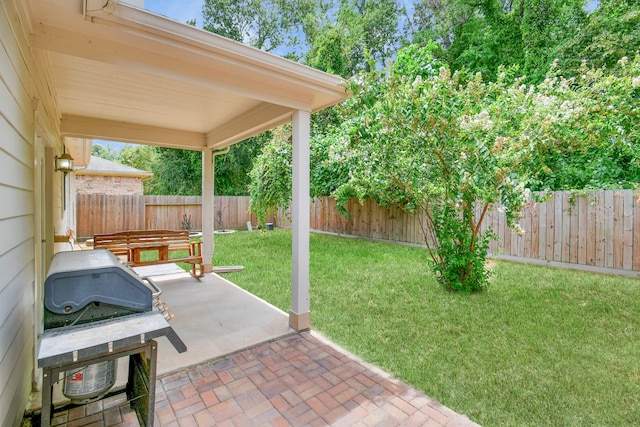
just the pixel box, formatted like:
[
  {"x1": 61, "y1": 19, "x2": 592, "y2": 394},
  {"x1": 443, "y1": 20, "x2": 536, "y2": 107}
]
[{"x1": 212, "y1": 229, "x2": 640, "y2": 426}]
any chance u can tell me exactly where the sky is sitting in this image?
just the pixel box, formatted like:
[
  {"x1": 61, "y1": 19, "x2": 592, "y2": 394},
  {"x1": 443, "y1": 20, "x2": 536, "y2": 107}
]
[{"x1": 140, "y1": 0, "x2": 205, "y2": 26}]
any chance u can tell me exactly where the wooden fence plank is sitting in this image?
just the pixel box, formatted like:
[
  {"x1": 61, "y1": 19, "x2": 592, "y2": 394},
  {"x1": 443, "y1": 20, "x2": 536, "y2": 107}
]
[
  {"x1": 568, "y1": 192, "x2": 579, "y2": 264},
  {"x1": 530, "y1": 198, "x2": 539, "y2": 259},
  {"x1": 538, "y1": 197, "x2": 547, "y2": 260},
  {"x1": 545, "y1": 194, "x2": 555, "y2": 260},
  {"x1": 595, "y1": 191, "x2": 605, "y2": 267},
  {"x1": 613, "y1": 191, "x2": 624, "y2": 269},
  {"x1": 634, "y1": 192, "x2": 640, "y2": 270},
  {"x1": 522, "y1": 198, "x2": 533, "y2": 258},
  {"x1": 577, "y1": 195, "x2": 588, "y2": 265},
  {"x1": 587, "y1": 192, "x2": 597, "y2": 266},
  {"x1": 561, "y1": 191, "x2": 571, "y2": 263},
  {"x1": 622, "y1": 190, "x2": 633, "y2": 270},
  {"x1": 553, "y1": 192, "x2": 563, "y2": 262},
  {"x1": 604, "y1": 190, "x2": 614, "y2": 268}
]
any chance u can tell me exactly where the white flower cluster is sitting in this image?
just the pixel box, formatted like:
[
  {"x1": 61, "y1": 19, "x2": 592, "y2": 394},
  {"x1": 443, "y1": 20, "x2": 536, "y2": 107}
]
[
  {"x1": 557, "y1": 99, "x2": 585, "y2": 121},
  {"x1": 460, "y1": 110, "x2": 494, "y2": 132},
  {"x1": 512, "y1": 224, "x2": 525, "y2": 236},
  {"x1": 633, "y1": 77, "x2": 640, "y2": 88},
  {"x1": 439, "y1": 67, "x2": 451, "y2": 81}
]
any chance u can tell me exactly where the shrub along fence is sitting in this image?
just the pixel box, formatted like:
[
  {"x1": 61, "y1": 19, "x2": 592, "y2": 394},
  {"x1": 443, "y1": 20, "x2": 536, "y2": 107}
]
[{"x1": 77, "y1": 190, "x2": 640, "y2": 272}]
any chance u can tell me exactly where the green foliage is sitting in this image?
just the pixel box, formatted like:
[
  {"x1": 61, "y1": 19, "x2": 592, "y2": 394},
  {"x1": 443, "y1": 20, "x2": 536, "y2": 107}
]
[
  {"x1": 214, "y1": 136, "x2": 268, "y2": 195},
  {"x1": 248, "y1": 127, "x2": 293, "y2": 227},
  {"x1": 307, "y1": 26, "x2": 348, "y2": 76},
  {"x1": 248, "y1": 40, "x2": 639, "y2": 290},
  {"x1": 118, "y1": 144, "x2": 158, "y2": 194},
  {"x1": 305, "y1": 0, "x2": 403, "y2": 76},
  {"x1": 410, "y1": 0, "x2": 475, "y2": 49},
  {"x1": 201, "y1": 0, "x2": 325, "y2": 55},
  {"x1": 526, "y1": 55, "x2": 640, "y2": 190},
  {"x1": 332, "y1": 52, "x2": 530, "y2": 292},
  {"x1": 314, "y1": 45, "x2": 639, "y2": 291},
  {"x1": 520, "y1": 0, "x2": 587, "y2": 83},
  {"x1": 556, "y1": 0, "x2": 640, "y2": 76},
  {"x1": 91, "y1": 143, "x2": 119, "y2": 161},
  {"x1": 150, "y1": 148, "x2": 203, "y2": 196},
  {"x1": 412, "y1": 0, "x2": 586, "y2": 84}
]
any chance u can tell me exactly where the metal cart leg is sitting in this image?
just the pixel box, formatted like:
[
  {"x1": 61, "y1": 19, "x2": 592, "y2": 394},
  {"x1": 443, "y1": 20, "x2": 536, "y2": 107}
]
[{"x1": 40, "y1": 368, "x2": 54, "y2": 427}]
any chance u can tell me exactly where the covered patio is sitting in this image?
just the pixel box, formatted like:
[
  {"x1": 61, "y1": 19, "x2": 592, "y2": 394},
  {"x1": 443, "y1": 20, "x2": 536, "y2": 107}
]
[{"x1": 32, "y1": 0, "x2": 349, "y2": 334}]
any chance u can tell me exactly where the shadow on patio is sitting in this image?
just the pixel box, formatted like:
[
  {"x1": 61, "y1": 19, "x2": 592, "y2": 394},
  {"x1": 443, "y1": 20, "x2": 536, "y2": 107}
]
[{"x1": 27, "y1": 267, "x2": 479, "y2": 427}]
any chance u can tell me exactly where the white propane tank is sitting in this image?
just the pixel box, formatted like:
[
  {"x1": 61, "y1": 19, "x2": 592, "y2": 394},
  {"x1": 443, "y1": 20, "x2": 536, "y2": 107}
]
[{"x1": 63, "y1": 359, "x2": 117, "y2": 404}]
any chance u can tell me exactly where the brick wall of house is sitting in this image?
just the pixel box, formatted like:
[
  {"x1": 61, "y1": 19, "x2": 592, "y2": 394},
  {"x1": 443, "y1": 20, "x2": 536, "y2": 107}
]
[{"x1": 76, "y1": 175, "x2": 144, "y2": 195}]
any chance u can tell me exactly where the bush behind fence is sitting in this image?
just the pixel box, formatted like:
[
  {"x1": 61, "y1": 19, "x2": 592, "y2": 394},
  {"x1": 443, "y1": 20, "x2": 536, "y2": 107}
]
[{"x1": 77, "y1": 190, "x2": 640, "y2": 271}]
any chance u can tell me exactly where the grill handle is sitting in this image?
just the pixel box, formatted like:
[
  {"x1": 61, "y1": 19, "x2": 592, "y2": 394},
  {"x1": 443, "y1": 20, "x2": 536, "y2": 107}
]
[{"x1": 141, "y1": 276, "x2": 162, "y2": 298}]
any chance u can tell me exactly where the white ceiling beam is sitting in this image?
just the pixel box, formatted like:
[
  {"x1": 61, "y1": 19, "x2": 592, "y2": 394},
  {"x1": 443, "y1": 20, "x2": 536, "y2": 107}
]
[
  {"x1": 206, "y1": 104, "x2": 293, "y2": 149},
  {"x1": 61, "y1": 115, "x2": 206, "y2": 150}
]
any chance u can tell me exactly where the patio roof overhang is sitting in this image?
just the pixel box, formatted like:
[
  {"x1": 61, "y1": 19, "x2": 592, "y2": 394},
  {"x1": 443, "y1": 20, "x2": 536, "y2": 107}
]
[
  {"x1": 24, "y1": 0, "x2": 343, "y2": 332},
  {"x1": 26, "y1": 0, "x2": 349, "y2": 164}
]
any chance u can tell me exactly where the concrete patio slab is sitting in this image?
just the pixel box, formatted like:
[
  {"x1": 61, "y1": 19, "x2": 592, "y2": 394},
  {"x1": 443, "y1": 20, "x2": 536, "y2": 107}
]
[{"x1": 149, "y1": 272, "x2": 293, "y2": 376}]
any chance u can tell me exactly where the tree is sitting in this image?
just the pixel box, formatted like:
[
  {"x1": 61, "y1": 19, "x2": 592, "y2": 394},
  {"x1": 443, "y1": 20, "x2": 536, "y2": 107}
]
[
  {"x1": 91, "y1": 143, "x2": 119, "y2": 161},
  {"x1": 409, "y1": 0, "x2": 476, "y2": 49},
  {"x1": 243, "y1": 0, "x2": 639, "y2": 290},
  {"x1": 411, "y1": 0, "x2": 586, "y2": 83},
  {"x1": 329, "y1": 47, "x2": 528, "y2": 292},
  {"x1": 248, "y1": 127, "x2": 293, "y2": 226},
  {"x1": 526, "y1": 55, "x2": 640, "y2": 190},
  {"x1": 556, "y1": 0, "x2": 640, "y2": 76},
  {"x1": 118, "y1": 144, "x2": 158, "y2": 194},
  {"x1": 215, "y1": 135, "x2": 270, "y2": 196},
  {"x1": 317, "y1": 45, "x2": 639, "y2": 291},
  {"x1": 201, "y1": 0, "x2": 324, "y2": 57},
  {"x1": 150, "y1": 148, "x2": 203, "y2": 196}
]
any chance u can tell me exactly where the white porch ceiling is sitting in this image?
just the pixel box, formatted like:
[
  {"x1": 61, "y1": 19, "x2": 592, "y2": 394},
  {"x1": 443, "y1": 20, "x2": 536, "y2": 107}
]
[{"x1": 25, "y1": 0, "x2": 348, "y2": 163}]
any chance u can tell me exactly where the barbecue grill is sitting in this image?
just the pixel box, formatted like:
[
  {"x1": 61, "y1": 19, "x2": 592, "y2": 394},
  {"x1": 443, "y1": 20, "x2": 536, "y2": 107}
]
[{"x1": 38, "y1": 249, "x2": 187, "y2": 427}]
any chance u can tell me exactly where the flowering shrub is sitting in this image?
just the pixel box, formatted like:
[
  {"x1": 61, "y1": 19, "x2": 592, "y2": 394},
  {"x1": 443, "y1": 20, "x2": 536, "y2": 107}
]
[
  {"x1": 330, "y1": 48, "x2": 639, "y2": 292},
  {"x1": 248, "y1": 45, "x2": 639, "y2": 292}
]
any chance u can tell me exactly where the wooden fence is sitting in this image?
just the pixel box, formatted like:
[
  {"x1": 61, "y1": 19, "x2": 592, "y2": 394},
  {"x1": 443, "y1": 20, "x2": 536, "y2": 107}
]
[
  {"x1": 76, "y1": 194, "x2": 146, "y2": 238},
  {"x1": 295, "y1": 190, "x2": 640, "y2": 272},
  {"x1": 478, "y1": 190, "x2": 639, "y2": 271},
  {"x1": 77, "y1": 190, "x2": 640, "y2": 272},
  {"x1": 76, "y1": 195, "x2": 260, "y2": 238}
]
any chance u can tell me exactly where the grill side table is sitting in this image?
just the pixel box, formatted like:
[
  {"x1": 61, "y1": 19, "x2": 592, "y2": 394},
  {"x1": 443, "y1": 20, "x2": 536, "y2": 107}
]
[{"x1": 37, "y1": 311, "x2": 186, "y2": 427}]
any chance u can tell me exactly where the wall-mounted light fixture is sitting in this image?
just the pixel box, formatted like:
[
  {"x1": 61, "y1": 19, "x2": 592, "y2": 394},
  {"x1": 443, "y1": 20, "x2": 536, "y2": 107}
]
[{"x1": 54, "y1": 153, "x2": 74, "y2": 173}]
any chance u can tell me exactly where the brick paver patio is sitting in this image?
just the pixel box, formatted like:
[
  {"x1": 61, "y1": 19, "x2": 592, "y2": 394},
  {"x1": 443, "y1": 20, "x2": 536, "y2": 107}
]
[{"x1": 36, "y1": 332, "x2": 479, "y2": 426}]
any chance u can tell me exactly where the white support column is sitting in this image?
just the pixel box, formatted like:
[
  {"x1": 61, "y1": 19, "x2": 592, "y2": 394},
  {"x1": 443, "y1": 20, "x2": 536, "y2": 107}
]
[
  {"x1": 290, "y1": 109, "x2": 311, "y2": 331},
  {"x1": 202, "y1": 149, "x2": 214, "y2": 273}
]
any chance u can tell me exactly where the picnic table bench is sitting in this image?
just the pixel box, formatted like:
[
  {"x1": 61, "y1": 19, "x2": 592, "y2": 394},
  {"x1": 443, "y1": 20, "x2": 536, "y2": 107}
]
[{"x1": 93, "y1": 229, "x2": 204, "y2": 278}]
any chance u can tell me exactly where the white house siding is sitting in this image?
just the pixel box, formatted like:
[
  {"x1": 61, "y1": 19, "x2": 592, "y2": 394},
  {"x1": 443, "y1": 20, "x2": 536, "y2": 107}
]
[{"x1": 0, "y1": 1, "x2": 60, "y2": 425}]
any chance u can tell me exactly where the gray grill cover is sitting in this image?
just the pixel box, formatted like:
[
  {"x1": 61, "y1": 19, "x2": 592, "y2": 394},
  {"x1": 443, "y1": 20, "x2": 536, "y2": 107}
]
[{"x1": 45, "y1": 250, "x2": 152, "y2": 314}]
